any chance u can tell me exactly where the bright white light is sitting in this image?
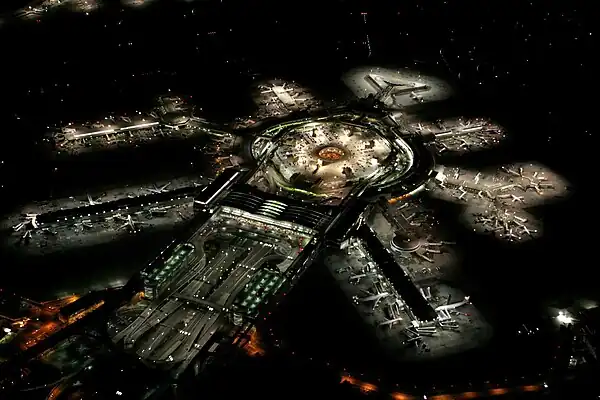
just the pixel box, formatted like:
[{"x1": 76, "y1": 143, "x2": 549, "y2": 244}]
[{"x1": 556, "y1": 310, "x2": 573, "y2": 325}]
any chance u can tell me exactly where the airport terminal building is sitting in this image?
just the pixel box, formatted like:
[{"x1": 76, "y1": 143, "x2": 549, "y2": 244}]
[{"x1": 108, "y1": 106, "x2": 442, "y2": 378}]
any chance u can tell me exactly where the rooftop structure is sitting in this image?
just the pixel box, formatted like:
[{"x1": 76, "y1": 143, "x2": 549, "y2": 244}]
[
  {"x1": 141, "y1": 243, "x2": 195, "y2": 300},
  {"x1": 249, "y1": 114, "x2": 416, "y2": 202}
]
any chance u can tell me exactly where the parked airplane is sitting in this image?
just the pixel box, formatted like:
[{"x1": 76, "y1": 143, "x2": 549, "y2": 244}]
[
  {"x1": 355, "y1": 290, "x2": 390, "y2": 309},
  {"x1": 457, "y1": 187, "x2": 467, "y2": 200},
  {"x1": 435, "y1": 296, "x2": 470, "y2": 312},
  {"x1": 349, "y1": 272, "x2": 382, "y2": 283},
  {"x1": 505, "y1": 229, "x2": 521, "y2": 241},
  {"x1": 13, "y1": 214, "x2": 39, "y2": 232},
  {"x1": 473, "y1": 172, "x2": 481, "y2": 184},
  {"x1": 458, "y1": 138, "x2": 470, "y2": 149},
  {"x1": 335, "y1": 266, "x2": 352, "y2": 274},
  {"x1": 82, "y1": 193, "x2": 103, "y2": 206},
  {"x1": 21, "y1": 230, "x2": 33, "y2": 242},
  {"x1": 437, "y1": 141, "x2": 450, "y2": 153},
  {"x1": 518, "y1": 224, "x2": 535, "y2": 236},
  {"x1": 74, "y1": 219, "x2": 94, "y2": 230},
  {"x1": 409, "y1": 91, "x2": 423, "y2": 102},
  {"x1": 503, "y1": 166, "x2": 524, "y2": 177},
  {"x1": 147, "y1": 206, "x2": 172, "y2": 216},
  {"x1": 145, "y1": 182, "x2": 171, "y2": 194},
  {"x1": 115, "y1": 214, "x2": 146, "y2": 233},
  {"x1": 513, "y1": 215, "x2": 528, "y2": 223},
  {"x1": 379, "y1": 317, "x2": 403, "y2": 328},
  {"x1": 511, "y1": 194, "x2": 525, "y2": 203}
]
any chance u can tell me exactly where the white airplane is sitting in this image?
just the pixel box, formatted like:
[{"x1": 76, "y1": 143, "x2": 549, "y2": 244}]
[
  {"x1": 409, "y1": 91, "x2": 423, "y2": 102},
  {"x1": 457, "y1": 187, "x2": 467, "y2": 200},
  {"x1": 335, "y1": 267, "x2": 352, "y2": 274},
  {"x1": 478, "y1": 215, "x2": 493, "y2": 224},
  {"x1": 147, "y1": 206, "x2": 172, "y2": 216},
  {"x1": 437, "y1": 142, "x2": 450, "y2": 153},
  {"x1": 505, "y1": 229, "x2": 520, "y2": 241},
  {"x1": 453, "y1": 170, "x2": 460, "y2": 180},
  {"x1": 435, "y1": 296, "x2": 470, "y2": 311},
  {"x1": 82, "y1": 193, "x2": 103, "y2": 206},
  {"x1": 13, "y1": 214, "x2": 39, "y2": 232},
  {"x1": 74, "y1": 219, "x2": 93, "y2": 229},
  {"x1": 116, "y1": 214, "x2": 147, "y2": 233},
  {"x1": 458, "y1": 138, "x2": 470, "y2": 149},
  {"x1": 513, "y1": 215, "x2": 528, "y2": 223},
  {"x1": 349, "y1": 272, "x2": 382, "y2": 283},
  {"x1": 420, "y1": 286, "x2": 432, "y2": 299},
  {"x1": 519, "y1": 224, "x2": 535, "y2": 236},
  {"x1": 379, "y1": 317, "x2": 403, "y2": 328},
  {"x1": 21, "y1": 230, "x2": 33, "y2": 241},
  {"x1": 503, "y1": 166, "x2": 524, "y2": 177},
  {"x1": 511, "y1": 194, "x2": 525, "y2": 203},
  {"x1": 473, "y1": 172, "x2": 482, "y2": 184},
  {"x1": 145, "y1": 182, "x2": 171, "y2": 194},
  {"x1": 356, "y1": 291, "x2": 390, "y2": 309},
  {"x1": 527, "y1": 181, "x2": 553, "y2": 194}
]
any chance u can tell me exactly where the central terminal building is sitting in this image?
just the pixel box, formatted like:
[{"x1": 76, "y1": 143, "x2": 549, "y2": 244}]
[{"x1": 108, "y1": 107, "x2": 436, "y2": 378}]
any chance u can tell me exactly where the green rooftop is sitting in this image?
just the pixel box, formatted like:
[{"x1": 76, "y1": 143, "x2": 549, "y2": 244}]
[
  {"x1": 142, "y1": 243, "x2": 194, "y2": 290},
  {"x1": 234, "y1": 268, "x2": 285, "y2": 317}
]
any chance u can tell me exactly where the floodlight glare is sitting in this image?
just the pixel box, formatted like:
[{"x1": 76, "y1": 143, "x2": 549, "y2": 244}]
[{"x1": 556, "y1": 310, "x2": 573, "y2": 325}]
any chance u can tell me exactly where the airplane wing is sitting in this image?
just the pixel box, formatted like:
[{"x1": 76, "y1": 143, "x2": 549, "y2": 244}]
[
  {"x1": 119, "y1": 223, "x2": 129, "y2": 230},
  {"x1": 374, "y1": 296, "x2": 385, "y2": 308}
]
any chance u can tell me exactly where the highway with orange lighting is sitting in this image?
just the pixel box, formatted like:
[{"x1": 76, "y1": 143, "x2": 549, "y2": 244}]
[
  {"x1": 340, "y1": 374, "x2": 545, "y2": 399},
  {"x1": 11, "y1": 295, "x2": 80, "y2": 350}
]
